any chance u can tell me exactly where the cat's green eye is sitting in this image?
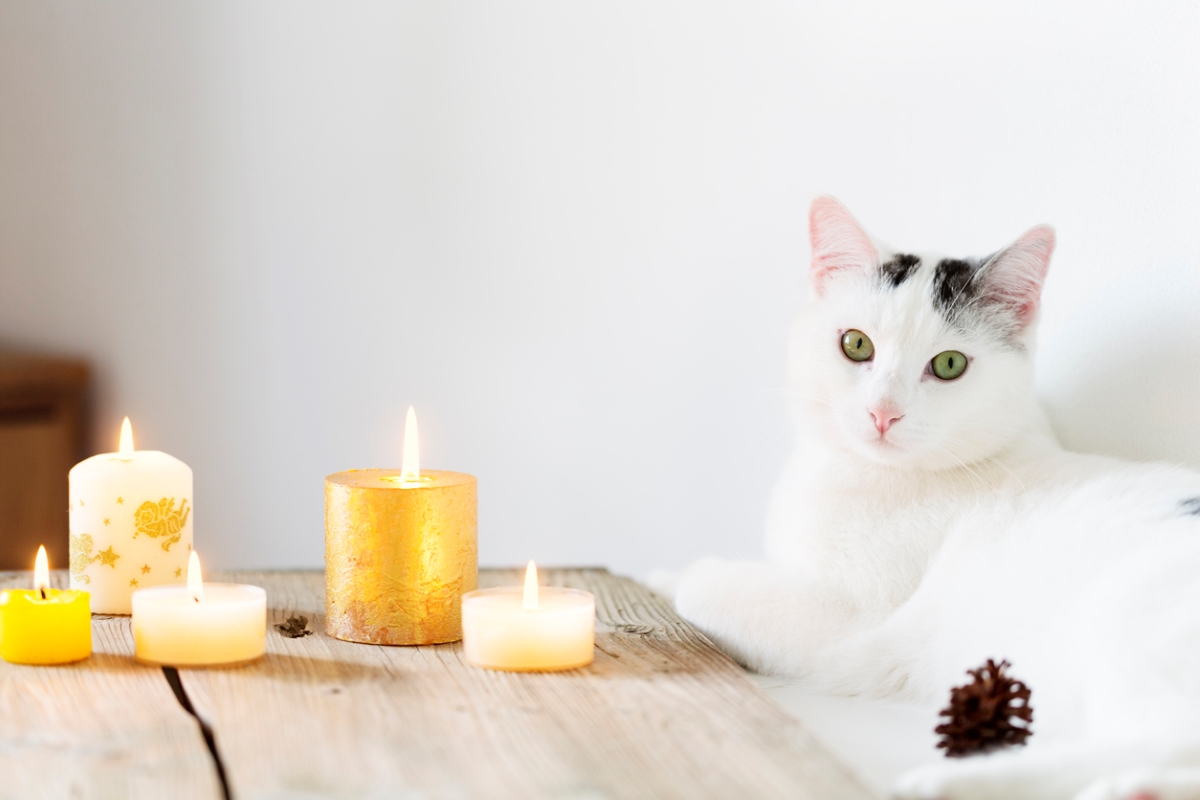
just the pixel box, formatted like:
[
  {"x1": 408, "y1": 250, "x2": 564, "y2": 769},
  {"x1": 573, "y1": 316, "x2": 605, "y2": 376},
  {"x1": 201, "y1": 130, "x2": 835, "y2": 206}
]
[
  {"x1": 931, "y1": 350, "x2": 968, "y2": 381},
  {"x1": 841, "y1": 330, "x2": 874, "y2": 362}
]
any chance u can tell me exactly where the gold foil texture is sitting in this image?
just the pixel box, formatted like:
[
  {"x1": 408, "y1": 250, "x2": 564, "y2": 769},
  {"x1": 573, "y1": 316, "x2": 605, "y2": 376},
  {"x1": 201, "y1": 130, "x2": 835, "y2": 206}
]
[{"x1": 325, "y1": 469, "x2": 477, "y2": 645}]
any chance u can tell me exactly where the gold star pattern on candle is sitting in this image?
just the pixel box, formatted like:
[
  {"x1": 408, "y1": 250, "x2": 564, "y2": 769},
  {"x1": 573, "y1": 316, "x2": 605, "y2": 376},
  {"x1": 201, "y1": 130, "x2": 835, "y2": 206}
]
[
  {"x1": 79, "y1": 500, "x2": 85, "y2": 506},
  {"x1": 98, "y1": 546, "x2": 120, "y2": 568},
  {"x1": 116, "y1": 497, "x2": 124, "y2": 504},
  {"x1": 141, "y1": 564, "x2": 151, "y2": 574},
  {"x1": 175, "y1": 567, "x2": 182, "y2": 577},
  {"x1": 129, "y1": 578, "x2": 139, "y2": 587},
  {"x1": 104, "y1": 518, "x2": 110, "y2": 526}
]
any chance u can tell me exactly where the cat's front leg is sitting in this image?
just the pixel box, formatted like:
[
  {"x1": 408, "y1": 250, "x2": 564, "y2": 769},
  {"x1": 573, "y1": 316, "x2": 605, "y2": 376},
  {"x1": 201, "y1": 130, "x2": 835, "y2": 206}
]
[
  {"x1": 673, "y1": 558, "x2": 798, "y2": 674},
  {"x1": 673, "y1": 557, "x2": 851, "y2": 675}
]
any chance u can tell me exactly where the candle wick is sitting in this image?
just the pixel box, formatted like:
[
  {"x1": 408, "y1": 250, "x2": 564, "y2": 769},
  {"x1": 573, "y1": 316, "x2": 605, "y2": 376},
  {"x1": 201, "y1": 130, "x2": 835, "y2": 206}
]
[{"x1": 39, "y1": 588, "x2": 46, "y2": 600}]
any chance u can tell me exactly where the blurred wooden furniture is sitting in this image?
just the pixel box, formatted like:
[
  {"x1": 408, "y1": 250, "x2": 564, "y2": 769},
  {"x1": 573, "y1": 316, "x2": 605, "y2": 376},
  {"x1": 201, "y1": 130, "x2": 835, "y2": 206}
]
[{"x1": 0, "y1": 349, "x2": 90, "y2": 570}]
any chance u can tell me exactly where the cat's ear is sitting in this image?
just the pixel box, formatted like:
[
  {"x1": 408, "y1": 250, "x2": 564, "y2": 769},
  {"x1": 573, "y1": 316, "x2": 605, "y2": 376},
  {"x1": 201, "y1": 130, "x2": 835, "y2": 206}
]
[
  {"x1": 809, "y1": 196, "x2": 878, "y2": 296},
  {"x1": 979, "y1": 225, "x2": 1055, "y2": 330}
]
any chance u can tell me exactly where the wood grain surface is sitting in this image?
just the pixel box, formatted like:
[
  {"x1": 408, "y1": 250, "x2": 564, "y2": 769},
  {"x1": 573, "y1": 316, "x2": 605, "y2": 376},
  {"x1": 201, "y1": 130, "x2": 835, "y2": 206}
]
[
  {"x1": 177, "y1": 568, "x2": 871, "y2": 800},
  {"x1": 0, "y1": 570, "x2": 221, "y2": 800}
]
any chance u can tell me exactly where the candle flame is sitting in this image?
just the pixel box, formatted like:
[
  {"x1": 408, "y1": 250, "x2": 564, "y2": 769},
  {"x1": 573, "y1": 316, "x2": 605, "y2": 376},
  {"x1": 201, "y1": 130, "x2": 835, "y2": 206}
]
[
  {"x1": 187, "y1": 551, "x2": 204, "y2": 603},
  {"x1": 401, "y1": 406, "x2": 420, "y2": 482},
  {"x1": 119, "y1": 417, "x2": 134, "y2": 459},
  {"x1": 523, "y1": 560, "x2": 538, "y2": 611},
  {"x1": 34, "y1": 545, "x2": 50, "y2": 596}
]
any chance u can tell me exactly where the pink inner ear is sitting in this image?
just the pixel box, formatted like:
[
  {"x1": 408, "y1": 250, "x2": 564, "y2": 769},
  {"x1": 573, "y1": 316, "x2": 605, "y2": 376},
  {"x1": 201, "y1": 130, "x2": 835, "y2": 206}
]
[
  {"x1": 986, "y1": 225, "x2": 1055, "y2": 328},
  {"x1": 809, "y1": 197, "x2": 878, "y2": 296}
]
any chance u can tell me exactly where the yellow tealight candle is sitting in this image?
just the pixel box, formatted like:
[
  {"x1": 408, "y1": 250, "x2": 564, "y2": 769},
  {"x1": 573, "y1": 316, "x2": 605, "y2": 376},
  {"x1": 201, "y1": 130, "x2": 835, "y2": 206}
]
[
  {"x1": 131, "y1": 551, "x2": 266, "y2": 667},
  {"x1": 0, "y1": 546, "x2": 92, "y2": 665},
  {"x1": 462, "y1": 562, "x2": 595, "y2": 672}
]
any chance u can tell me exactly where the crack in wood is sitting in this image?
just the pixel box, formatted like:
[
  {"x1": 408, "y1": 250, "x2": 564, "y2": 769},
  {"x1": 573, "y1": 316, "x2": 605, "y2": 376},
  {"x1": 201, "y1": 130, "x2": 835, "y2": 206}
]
[
  {"x1": 593, "y1": 641, "x2": 623, "y2": 660},
  {"x1": 163, "y1": 667, "x2": 232, "y2": 800}
]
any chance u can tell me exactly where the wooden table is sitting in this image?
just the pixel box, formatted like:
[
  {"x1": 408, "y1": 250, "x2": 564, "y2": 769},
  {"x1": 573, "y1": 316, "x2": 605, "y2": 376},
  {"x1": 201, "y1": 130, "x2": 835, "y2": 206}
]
[{"x1": 0, "y1": 568, "x2": 870, "y2": 800}]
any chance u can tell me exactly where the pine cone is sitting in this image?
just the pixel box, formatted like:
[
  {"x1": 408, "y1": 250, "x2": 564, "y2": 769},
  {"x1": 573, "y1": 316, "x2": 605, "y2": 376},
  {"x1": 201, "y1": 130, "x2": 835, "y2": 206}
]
[{"x1": 935, "y1": 659, "x2": 1033, "y2": 757}]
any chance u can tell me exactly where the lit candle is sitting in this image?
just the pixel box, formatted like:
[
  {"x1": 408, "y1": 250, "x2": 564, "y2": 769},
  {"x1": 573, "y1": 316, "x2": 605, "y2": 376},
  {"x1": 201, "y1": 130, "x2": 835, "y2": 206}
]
[
  {"x1": 325, "y1": 407, "x2": 478, "y2": 645},
  {"x1": 461, "y1": 561, "x2": 595, "y2": 672},
  {"x1": 131, "y1": 551, "x2": 266, "y2": 667},
  {"x1": 0, "y1": 546, "x2": 92, "y2": 665},
  {"x1": 69, "y1": 417, "x2": 193, "y2": 614}
]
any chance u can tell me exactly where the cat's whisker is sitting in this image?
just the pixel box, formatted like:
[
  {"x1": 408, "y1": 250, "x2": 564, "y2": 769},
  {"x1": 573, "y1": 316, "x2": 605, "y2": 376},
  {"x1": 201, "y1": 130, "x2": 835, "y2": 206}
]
[
  {"x1": 936, "y1": 438, "x2": 1007, "y2": 494},
  {"x1": 771, "y1": 388, "x2": 832, "y2": 407},
  {"x1": 955, "y1": 421, "x2": 1030, "y2": 434},
  {"x1": 942, "y1": 449, "x2": 989, "y2": 494},
  {"x1": 940, "y1": 434, "x2": 1028, "y2": 492},
  {"x1": 926, "y1": 441, "x2": 989, "y2": 493}
]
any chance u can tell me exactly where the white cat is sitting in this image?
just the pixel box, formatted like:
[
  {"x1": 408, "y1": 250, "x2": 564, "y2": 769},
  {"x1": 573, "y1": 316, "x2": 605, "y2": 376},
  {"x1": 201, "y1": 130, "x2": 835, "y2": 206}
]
[{"x1": 671, "y1": 197, "x2": 1200, "y2": 800}]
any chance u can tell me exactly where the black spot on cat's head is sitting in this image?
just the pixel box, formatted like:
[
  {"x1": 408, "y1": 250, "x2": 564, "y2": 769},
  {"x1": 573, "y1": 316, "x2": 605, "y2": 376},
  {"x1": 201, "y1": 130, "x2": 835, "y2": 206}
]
[
  {"x1": 1181, "y1": 497, "x2": 1200, "y2": 517},
  {"x1": 932, "y1": 257, "x2": 988, "y2": 321},
  {"x1": 931, "y1": 251, "x2": 1028, "y2": 348},
  {"x1": 880, "y1": 253, "x2": 921, "y2": 288}
]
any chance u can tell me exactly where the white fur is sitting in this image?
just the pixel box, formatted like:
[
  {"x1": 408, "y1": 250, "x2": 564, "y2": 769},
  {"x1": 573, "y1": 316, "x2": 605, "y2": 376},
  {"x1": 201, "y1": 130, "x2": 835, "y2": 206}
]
[{"x1": 673, "y1": 198, "x2": 1200, "y2": 799}]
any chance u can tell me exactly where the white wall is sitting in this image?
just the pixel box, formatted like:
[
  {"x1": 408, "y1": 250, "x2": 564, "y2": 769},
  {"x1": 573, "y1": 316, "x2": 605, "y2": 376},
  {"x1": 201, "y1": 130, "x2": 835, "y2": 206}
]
[{"x1": 1, "y1": 1, "x2": 1197, "y2": 575}]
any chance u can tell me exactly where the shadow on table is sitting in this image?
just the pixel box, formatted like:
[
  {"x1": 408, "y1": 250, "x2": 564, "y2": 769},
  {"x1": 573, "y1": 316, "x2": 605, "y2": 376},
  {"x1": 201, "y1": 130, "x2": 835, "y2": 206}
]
[{"x1": 225, "y1": 651, "x2": 392, "y2": 685}]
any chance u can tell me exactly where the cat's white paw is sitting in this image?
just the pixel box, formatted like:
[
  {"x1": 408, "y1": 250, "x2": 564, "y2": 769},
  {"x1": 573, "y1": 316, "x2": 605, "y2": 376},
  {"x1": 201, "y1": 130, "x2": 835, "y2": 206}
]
[
  {"x1": 641, "y1": 569, "x2": 679, "y2": 602},
  {"x1": 1075, "y1": 768, "x2": 1200, "y2": 800},
  {"x1": 672, "y1": 557, "x2": 755, "y2": 636},
  {"x1": 671, "y1": 557, "x2": 797, "y2": 674}
]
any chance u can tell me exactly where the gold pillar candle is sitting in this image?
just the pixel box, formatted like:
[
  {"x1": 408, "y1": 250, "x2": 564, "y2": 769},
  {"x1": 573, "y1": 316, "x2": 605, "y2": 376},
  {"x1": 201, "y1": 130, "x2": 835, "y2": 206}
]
[{"x1": 325, "y1": 408, "x2": 477, "y2": 645}]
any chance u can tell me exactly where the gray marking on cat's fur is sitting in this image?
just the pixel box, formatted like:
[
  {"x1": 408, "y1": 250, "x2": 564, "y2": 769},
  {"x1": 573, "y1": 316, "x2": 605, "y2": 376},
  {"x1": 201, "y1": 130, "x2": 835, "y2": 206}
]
[
  {"x1": 880, "y1": 253, "x2": 921, "y2": 287},
  {"x1": 1181, "y1": 497, "x2": 1200, "y2": 517},
  {"x1": 932, "y1": 257, "x2": 987, "y2": 320},
  {"x1": 932, "y1": 252, "x2": 1027, "y2": 349}
]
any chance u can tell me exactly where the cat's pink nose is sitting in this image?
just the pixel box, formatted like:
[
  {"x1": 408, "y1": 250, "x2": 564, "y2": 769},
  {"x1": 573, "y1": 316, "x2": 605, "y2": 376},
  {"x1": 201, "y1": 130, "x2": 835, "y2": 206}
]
[{"x1": 869, "y1": 407, "x2": 903, "y2": 435}]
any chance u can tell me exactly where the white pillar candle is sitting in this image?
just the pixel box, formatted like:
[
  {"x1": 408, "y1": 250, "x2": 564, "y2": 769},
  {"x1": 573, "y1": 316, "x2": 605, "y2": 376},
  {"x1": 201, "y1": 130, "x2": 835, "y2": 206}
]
[
  {"x1": 462, "y1": 562, "x2": 595, "y2": 672},
  {"x1": 132, "y1": 552, "x2": 266, "y2": 667},
  {"x1": 69, "y1": 418, "x2": 193, "y2": 614}
]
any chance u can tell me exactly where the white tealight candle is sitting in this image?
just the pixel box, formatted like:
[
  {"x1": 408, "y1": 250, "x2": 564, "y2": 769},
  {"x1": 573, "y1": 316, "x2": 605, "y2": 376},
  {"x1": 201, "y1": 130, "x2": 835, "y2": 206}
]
[
  {"x1": 132, "y1": 552, "x2": 266, "y2": 667},
  {"x1": 462, "y1": 562, "x2": 595, "y2": 672},
  {"x1": 69, "y1": 417, "x2": 193, "y2": 614}
]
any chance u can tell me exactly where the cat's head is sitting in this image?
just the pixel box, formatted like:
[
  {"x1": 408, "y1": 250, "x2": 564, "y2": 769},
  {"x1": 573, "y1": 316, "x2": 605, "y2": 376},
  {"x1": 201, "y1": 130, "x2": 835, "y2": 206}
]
[{"x1": 790, "y1": 197, "x2": 1054, "y2": 469}]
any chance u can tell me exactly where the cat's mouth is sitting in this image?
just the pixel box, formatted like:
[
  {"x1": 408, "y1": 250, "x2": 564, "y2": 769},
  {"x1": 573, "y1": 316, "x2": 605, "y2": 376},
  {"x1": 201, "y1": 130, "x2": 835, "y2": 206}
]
[
  {"x1": 863, "y1": 432, "x2": 905, "y2": 455},
  {"x1": 840, "y1": 418, "x2": 912, "y2": 461}
]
